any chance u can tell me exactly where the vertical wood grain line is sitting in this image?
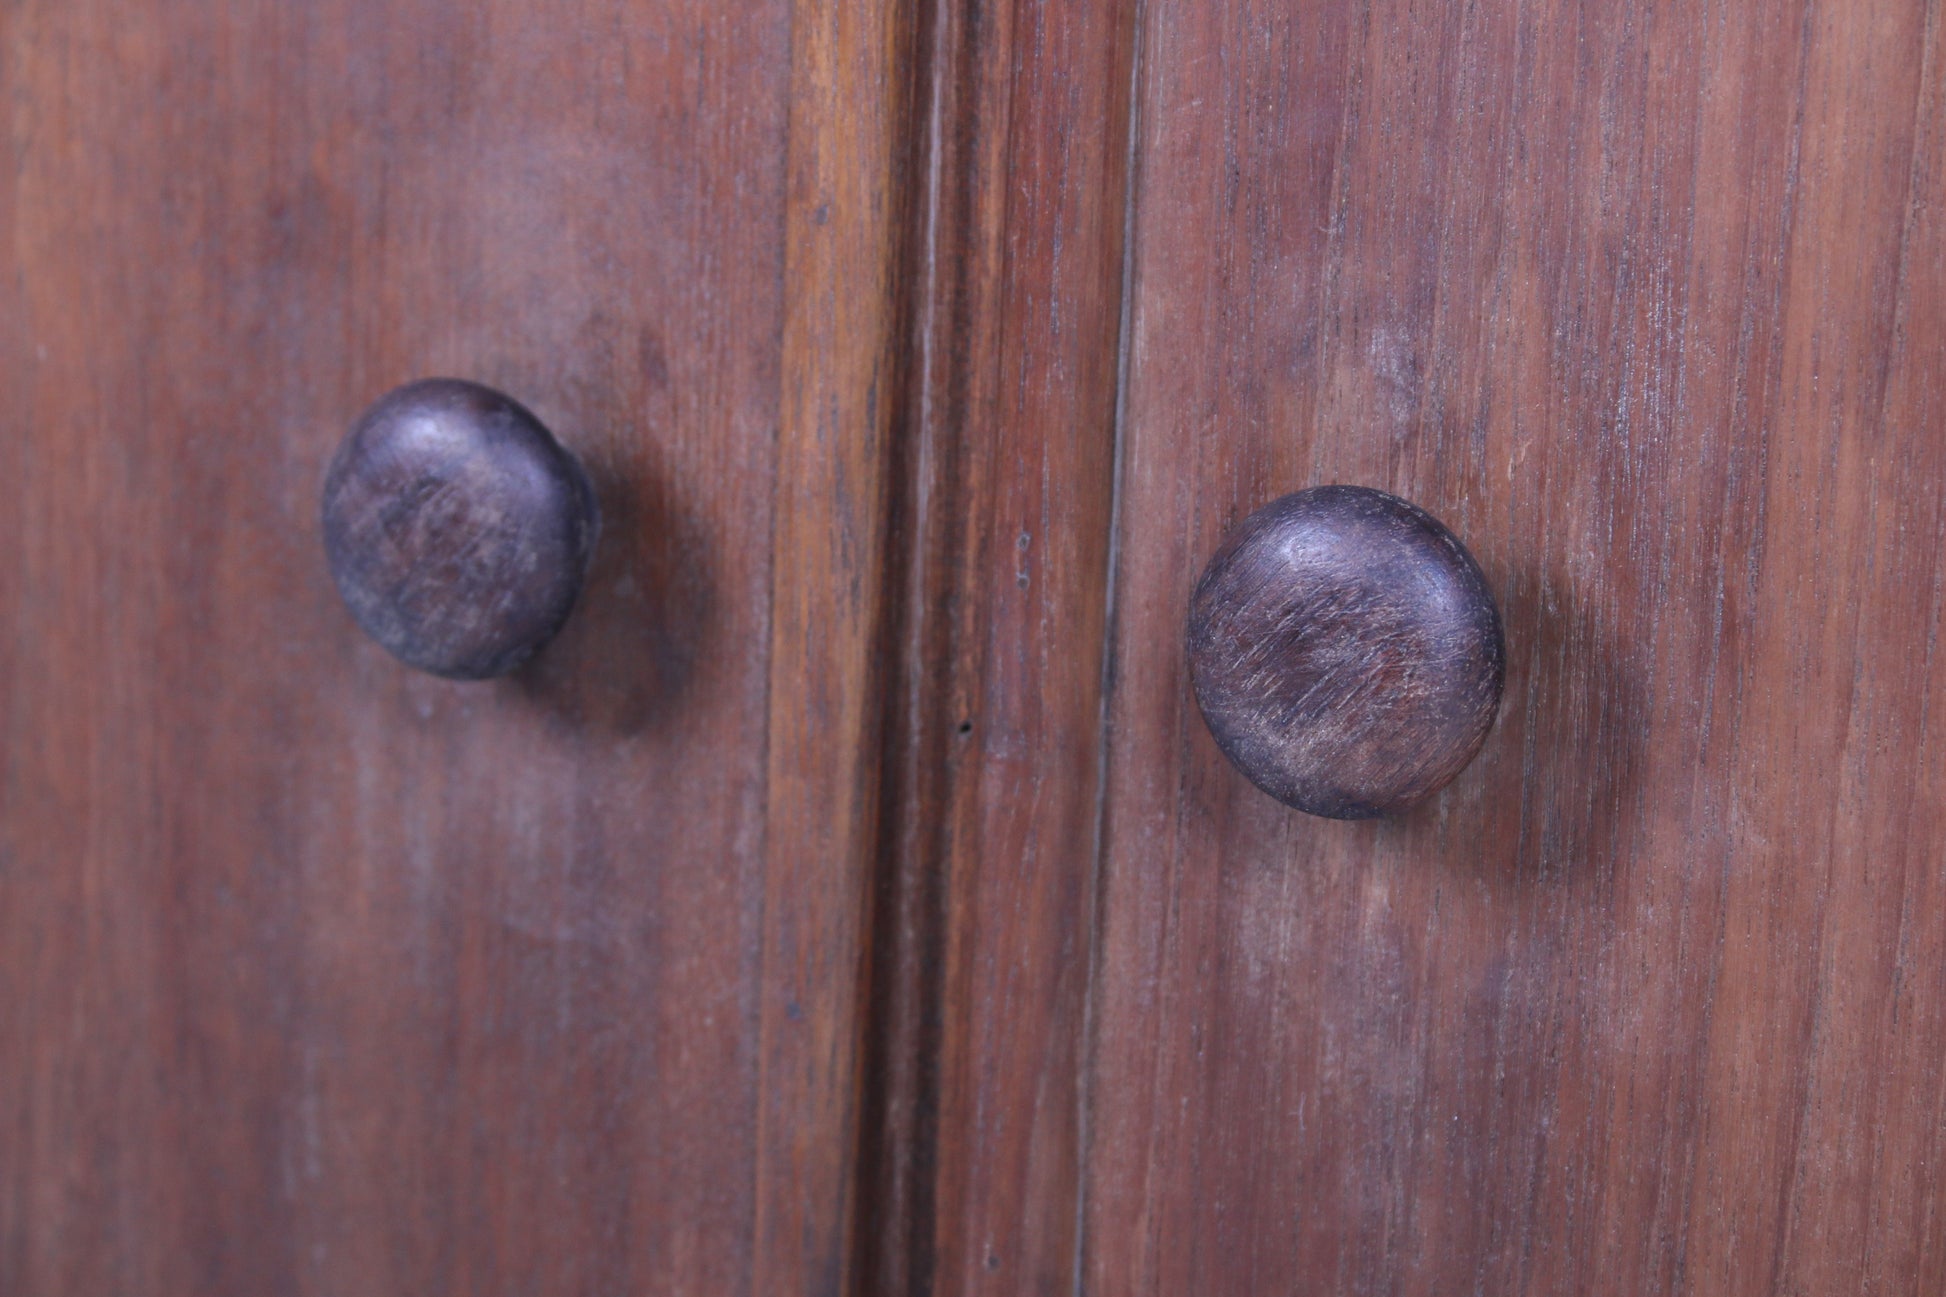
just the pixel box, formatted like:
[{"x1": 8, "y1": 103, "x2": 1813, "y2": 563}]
[
  {"x1": 854, "y1": 0, "x2": 959, "y2": 1288},
  {"x1": 1075, "y1": 0, "x2": 1150, "y2": 1290},
  {"x1": 757, "y1": 0, "x2": 919, "y2": 1290}
]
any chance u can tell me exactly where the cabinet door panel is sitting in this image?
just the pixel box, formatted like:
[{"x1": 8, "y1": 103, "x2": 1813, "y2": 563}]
[
  {"x1": 0, "y1": 2, "x2": 907, "y2": 1293},
  {"x1": 1085, "y1": 1, "x2": 1946, "y2": 1293}
]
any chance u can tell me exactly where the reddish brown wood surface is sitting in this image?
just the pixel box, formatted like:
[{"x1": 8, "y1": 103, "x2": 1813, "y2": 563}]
[
  {"x1": 7, "y1": 0, "x2": 1945, "y2": 1294},
  {"x1": 0, "y1": 2, "x2": 906, "y2": 1294},
  {"x1": 1086, "y1": 0, "x2": 1946, "y2": 1293},
  {"x1": 758, "y1": 0, "x2": 916, "y2": 1288},
  {"x1": 861, "y1": 0, "x2": 1135, "y2": 1292}
]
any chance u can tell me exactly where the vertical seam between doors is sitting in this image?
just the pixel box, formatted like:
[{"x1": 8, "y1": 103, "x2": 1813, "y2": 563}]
[{"x1": 1074, "y1": 0, "x2": 1148, "y2": 1290}]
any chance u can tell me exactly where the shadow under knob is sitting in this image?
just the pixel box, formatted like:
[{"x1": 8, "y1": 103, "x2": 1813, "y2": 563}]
[
  {"x1": 1187, "y1": 485, "x2": 1504, "y2": 819},
  {"x1": 321, "y1": 378, "x2": 599, "y2": 680}
]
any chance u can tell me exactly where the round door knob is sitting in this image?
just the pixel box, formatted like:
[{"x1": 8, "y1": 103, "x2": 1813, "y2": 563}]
[
  {"x1": 1187, "y1": 485, "x2": 1504, "y2": 819},
  {"x1": 321, "y1": 378, "x2": 599, "y2": 680}
]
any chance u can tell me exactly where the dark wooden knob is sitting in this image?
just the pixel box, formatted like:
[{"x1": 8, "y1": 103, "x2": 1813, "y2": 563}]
[
  {"x1": 1187, "y1": 485, "x2": 1504, "y2": 819},
  {"x1": 321, "y1": 379, "x2": 599, "y2": 680}
]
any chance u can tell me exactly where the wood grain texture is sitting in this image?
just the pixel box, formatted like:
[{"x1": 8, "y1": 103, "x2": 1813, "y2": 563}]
[
  {"x1": 1085, "y1": 0, "x2": 1946, "y2": 1293},
  {"x1": 7, "y1": 1, "x2": 1944, "y2": 1294},
  {"x1": 1187, "y1": 486, "x2": 1505, "y2": 820},
  {"x1": 0, "y1": 1, "x2": 902, "y2": 1293},
  {"x1": 756, "y1": 0, "x2": 916, "y2": 1288},
  {"x1": 859, "y1": 0, "x2": 1137, "y2": 1292}
]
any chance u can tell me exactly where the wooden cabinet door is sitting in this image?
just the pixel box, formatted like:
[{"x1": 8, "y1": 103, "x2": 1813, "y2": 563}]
[
  {"x1": 892, "y1": 2, "x2": 1946, "y2": 1296},
  {"x1": 0, "y1": 1, "x2": 911, "y2": 1292},
  {"x1": 1079, "y1": 2, "x2": 1946, "y2": 1294},
  {"x1": 5, "y1": 0, "x2": 1944, "y2": 1295}
]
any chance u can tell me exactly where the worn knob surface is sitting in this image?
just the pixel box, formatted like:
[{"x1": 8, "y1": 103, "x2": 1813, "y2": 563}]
[
  {"x1": 1187, "y1": 485, "x2": 1504, "y2": 819},
  {"x1": 322, "y1": 379, "x2": 599, "y2": 680}
]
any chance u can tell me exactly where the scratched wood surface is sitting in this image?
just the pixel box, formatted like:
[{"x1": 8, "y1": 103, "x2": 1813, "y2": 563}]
[
  {"x1": 0, "y1": 1, "x2": 905, "y2": 1293},
  {"x1": 1084, "y1": 0, "x2": 1946, "y2": 1294},
  {"x1": 7, "y1": 0, "x2": 1946, "y2": 1293}
]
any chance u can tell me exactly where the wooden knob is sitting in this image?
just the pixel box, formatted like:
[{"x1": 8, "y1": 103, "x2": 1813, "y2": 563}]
[
  {"x1": 321, "y1": 379, "x2": 599, "y2": 680},
  {"x1": 1187, "y1": 485, "x2": 1504, "y2": 819}
]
